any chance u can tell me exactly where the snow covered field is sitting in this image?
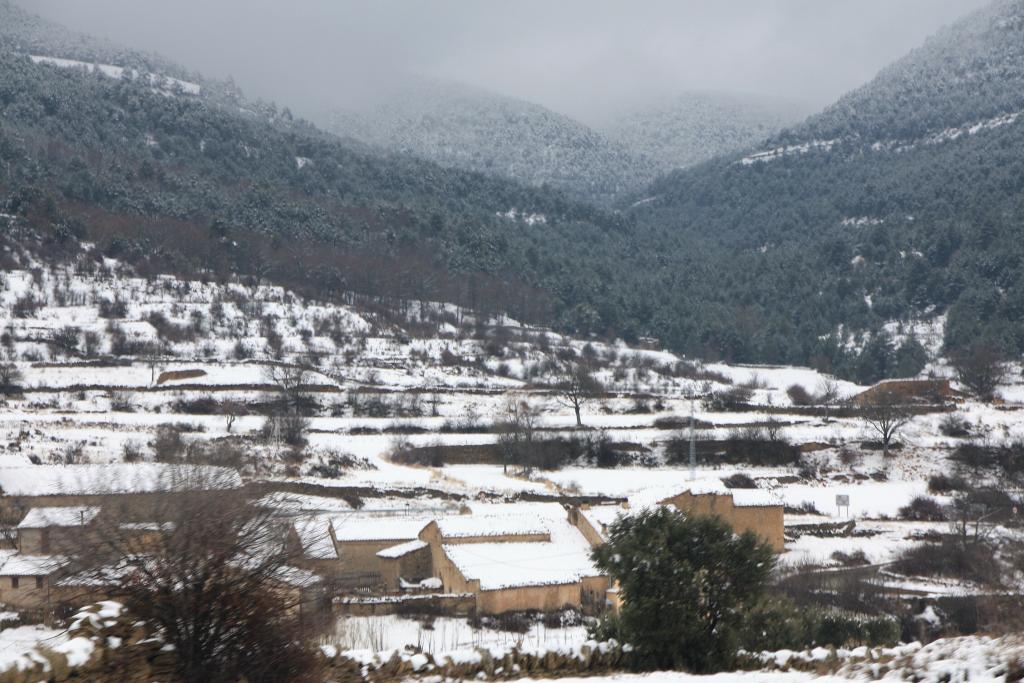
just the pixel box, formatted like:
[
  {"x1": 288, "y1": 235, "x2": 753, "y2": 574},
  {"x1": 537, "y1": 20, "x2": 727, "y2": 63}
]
[{"x1": 0, "y1": 258, "x2": 1022, "y2": 674}]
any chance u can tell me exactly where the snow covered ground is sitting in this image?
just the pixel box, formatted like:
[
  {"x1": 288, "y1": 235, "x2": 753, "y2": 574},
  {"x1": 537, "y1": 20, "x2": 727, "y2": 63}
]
[
  {"x1": 331, "y1": 614, "x2": 586, "y2": 653},
  {"x1": 0, "y1": 256, "x2": 1023, "y2": 667}
]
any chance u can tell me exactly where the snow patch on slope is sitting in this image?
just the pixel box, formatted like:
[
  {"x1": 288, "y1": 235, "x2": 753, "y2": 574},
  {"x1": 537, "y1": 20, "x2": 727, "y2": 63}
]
[{"x1": 29, "y1": 55, "x2": 201, "y2": 96}]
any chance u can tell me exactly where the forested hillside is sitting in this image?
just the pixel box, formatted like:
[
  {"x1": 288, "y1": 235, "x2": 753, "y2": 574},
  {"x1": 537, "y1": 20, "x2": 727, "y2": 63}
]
[
  {"x1": 602, "y1": 92, "x2": 803, "y2": 174},
  {"x1": 0, "y1": 1, "x2": 634, "y2": 332},
  {"x1": 625, "y1": 0, "x2": 1024, "y2": 377},
  {"x1": 327, "y1": 79, "x2": 657, "y2": 206},
  {"x1": 1, "y1": 0, "x2": 1023, "y2": 384}
]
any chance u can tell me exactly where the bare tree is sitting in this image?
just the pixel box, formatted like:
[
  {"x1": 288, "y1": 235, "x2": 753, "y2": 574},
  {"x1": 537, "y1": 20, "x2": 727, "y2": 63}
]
[
  {"x1": 82, "y1": 331, "x2": 101, "y2": 358},
  {"x1": 860, "y1": 387, "x2": 912, "y2": 457},
  {"x1": 817, "y1": 377, "x2": 841, "y2": 423},
  {"x1": 553, "y1": 362, "x2": 603, "y2": 427},
  {"x1": 221, "y1": 400, "x2": 242, "y2": 434},
  {"x1": 263, "y1": 363, "x2": 312, "y2": 414},
  {"x1": 951, "y1": 343, "x2": 1008, "y2": 402},
  {"x1": 64, "y1": 467, "x2": 323, "y2": 682},
  {"x1": 0, "y1": 363, "x2": 23, "y2": 394},
  {"x1": 496, "y1": 395, "x2": 539, "y2": 474}
]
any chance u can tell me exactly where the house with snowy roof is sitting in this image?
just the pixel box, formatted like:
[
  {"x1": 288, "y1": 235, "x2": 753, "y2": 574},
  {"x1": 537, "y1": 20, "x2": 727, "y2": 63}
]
[
  {"x1": 0, "y1": 551, "x2": 68, "y2": 612},
  {"x1": 17, "y1": 506, "x2": 100, "y2": 555},
  {"x1": 288, "y1": 516, "x2": 342, "y2": 577},
  {"x1": 419, "y1": 504, "x2": 610, "y2": 615},
  {"x1": 0, "y1": 464, "x2": 242, "y2": 526},
  {"x1": 325, "y1": 514, "x2": 434, "y2": 588}
]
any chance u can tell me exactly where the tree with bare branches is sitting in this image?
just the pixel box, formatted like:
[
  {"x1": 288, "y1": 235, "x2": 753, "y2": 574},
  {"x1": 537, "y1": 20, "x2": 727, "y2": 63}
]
[
  {"x1": 860, "y1": 387, "x2": 912, "y2": 457},
  {"x1": 951, "y1": 342, "x2": 1008, "y2": 402},
  {"x1": 817, "y1": 377, "x2": 841, "y2": 423},
  {"x1": 221, "y1": 400, "x2": 243, "y2": 434},
  {"x1": 496, "y1": 395, "x2": 540, "y2": 474},
  {"x1": 553, "y1": 362, "x2": 603, "y2": 427},
  {"x1": 0, "y1": 362, "x2": 22, "y2": 395},
  {"x1": 63, "y1": 467, "x2": 323, "y2": 682},
  {"x1": 263, "y1": 363, "x2": 314, "y2": 414}
]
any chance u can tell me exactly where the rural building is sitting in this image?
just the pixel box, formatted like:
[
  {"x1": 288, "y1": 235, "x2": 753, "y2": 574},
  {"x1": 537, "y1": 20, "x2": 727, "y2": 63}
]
[
  {"x1": 423, "y1": 504, "x2": 609, "y2": 615},
  {"x1": 327, "y1": 515, "x2": 432, "y2": 586},
  {"x1": 376, "y1": 540, "x2": 432, "y2": 588},
  {"x1": 288, "y1": 516, "x2": 343, "y2": 578},
  {"x1": 0, "y1": 464, "x2": 243, "y2": 525},
  {"x1": 658, "y1": 482, "x2": 785, "y2": 552},
  {"x1": 0, "y1": 553, "x2": 64, "y2": 611},
  {"x1": 852, "y1": 378, "x2": 952, "y2": 406},
  {"x1": 17, "y1": 506, "x2": 100, "y2": 554}
]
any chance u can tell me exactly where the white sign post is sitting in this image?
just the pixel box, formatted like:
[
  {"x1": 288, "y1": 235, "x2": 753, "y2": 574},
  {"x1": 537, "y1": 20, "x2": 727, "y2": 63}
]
[{"x1": 836, "y1": 494, "x2": 850, "y2": 518}]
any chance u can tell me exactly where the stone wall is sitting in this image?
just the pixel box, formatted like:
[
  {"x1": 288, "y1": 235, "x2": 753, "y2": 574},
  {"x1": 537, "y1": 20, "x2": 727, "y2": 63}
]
[
  {"x1": 4, "y1": 602, "x2": 636, "y2": 683},
  {"x1": 567, "y1": 507, "x2": 606, "y2": 547},
  {"x1": 323, "y1": 640, "x2": 635, "y2": 682},
  {"x1": 334, "y1": 592, "x2": 475, "y2": 617}
]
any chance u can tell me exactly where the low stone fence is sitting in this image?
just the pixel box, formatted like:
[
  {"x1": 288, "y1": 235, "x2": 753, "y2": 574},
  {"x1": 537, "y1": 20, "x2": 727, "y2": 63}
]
[
  {"x1": 5, "y1": 602, "x2": 634, "y2": 683},
  {"x1": 322, "y1": 640, "x2": 635, "y2": 682},
  {"x1": 334, "y1": 592, "x2": 476, "y2": 617}
]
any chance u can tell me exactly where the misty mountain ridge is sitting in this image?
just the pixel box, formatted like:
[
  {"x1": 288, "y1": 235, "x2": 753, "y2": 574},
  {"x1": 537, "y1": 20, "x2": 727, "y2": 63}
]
[
  {"x1": 327, "y1": 77, "x2": 661, "y2": 206},
  {"x1": 601, "y1": 91, "x2": 807, "y2": 174},
  {"x1": 0, "y1": 0, "x2": 198, "y2": 84},
  {"x1": 327, "y1": 78, "x2": 806, "y2": 206},
  {"x1": 0, "y1": 0, "x2": 636, "y2": 342}
]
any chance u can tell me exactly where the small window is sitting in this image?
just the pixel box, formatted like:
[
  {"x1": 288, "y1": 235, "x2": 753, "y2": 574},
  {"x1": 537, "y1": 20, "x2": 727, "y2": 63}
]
[
  {"x1": 11, "y1": 577, "x2": 18, "y2": 589},
  {"x1": 35, "y1": 577, "x2": 43, "y2": 589}
]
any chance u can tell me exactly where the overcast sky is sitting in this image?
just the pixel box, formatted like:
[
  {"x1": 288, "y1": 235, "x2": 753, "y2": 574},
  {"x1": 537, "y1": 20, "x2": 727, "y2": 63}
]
[{"x1": 19, "y1": 0, "x2": 991, "y2": 125}]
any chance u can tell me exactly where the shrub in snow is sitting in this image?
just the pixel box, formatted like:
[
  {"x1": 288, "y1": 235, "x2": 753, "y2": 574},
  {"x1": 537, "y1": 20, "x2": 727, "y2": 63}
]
[
  {"x1": 894, "y1": 539, "x2": 1001, "y2": 586},
  {"x1": 151, "y1": 424, "x2": 186, "y2": 463},
  {"x1": 786, "y1": 383, "x2": 814, "y2": 406},
  {"x1": 722, "y1": 473, "x2": 757, "y2": 489},
  {"x1": 0, "y1": 362, "x2": 23, "y2": 394},
  {"x1": 927, "y1": 472, "x2": 968, "y2": 494},
  {"x1": 939, "y1": 413, "x2": 972, "y2": 438},
  {"x1": 705, "y1": 385, "x2": 752, "y2": 410},
  {"x1": 741, "y1": 599, "x2": 899, "y2": 652},
  {"x1": 898, "y1": 495, "x2": 947, "y2": 521},
  {"x1": 722, "y1": 430, "x2": 801, "y2": 466}
]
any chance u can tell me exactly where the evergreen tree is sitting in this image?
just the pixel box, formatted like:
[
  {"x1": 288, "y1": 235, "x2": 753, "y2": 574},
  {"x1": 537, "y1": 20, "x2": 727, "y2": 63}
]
[{"x1": 591, "y1": 508, "x2": 775, "y2": 673}]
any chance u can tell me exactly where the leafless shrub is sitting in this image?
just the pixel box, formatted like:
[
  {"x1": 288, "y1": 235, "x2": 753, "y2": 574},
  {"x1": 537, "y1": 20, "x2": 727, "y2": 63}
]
[
  {"x1": 121, "y1": 440, "x2": 145, "y2": 463},
  {"x1": 151, "y1": 424, "x2": 187, "y2": 463},
  {"x1": 109, "y1": 391, "x2": 134, "y2": 412},
  {"x1": 63, "y1": 467, "x2": 324, "y2": 682}
]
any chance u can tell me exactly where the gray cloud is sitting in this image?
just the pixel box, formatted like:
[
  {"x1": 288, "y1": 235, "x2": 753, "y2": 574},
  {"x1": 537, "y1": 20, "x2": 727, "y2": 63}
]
[{"x1": 17, "y1": 0, "x2": 990, "y2": 124}]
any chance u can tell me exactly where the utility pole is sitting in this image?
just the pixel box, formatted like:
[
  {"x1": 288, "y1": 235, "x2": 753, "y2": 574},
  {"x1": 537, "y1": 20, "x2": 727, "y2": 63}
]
[{"x1": 689, "y1": 393, "x2": 696, "y2": 480}]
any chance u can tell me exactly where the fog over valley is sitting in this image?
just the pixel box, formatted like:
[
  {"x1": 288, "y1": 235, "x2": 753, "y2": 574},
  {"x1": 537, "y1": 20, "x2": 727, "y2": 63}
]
[{"x1": 17, "y1": 0, "x2": 987, "y2": 123}]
